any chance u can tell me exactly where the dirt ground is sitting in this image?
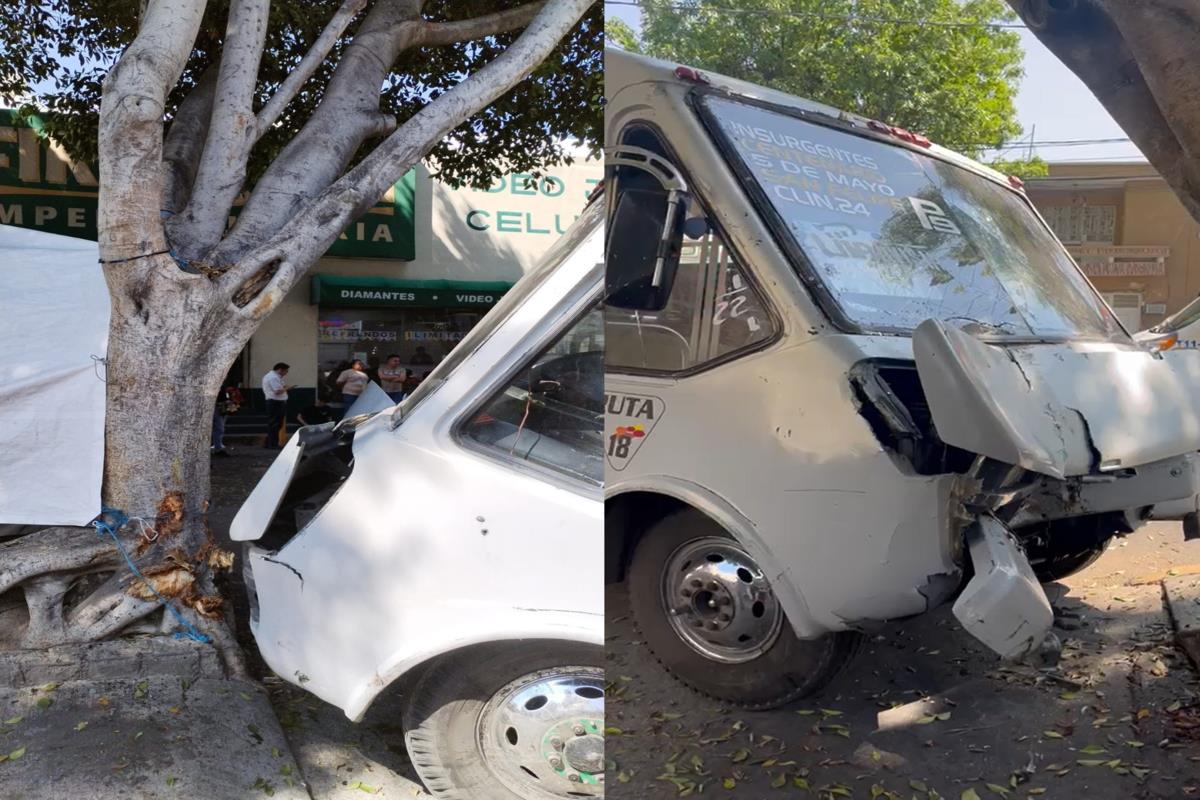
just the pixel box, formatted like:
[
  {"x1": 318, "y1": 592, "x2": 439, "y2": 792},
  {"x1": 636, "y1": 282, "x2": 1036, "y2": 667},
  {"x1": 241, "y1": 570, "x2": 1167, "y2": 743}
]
[{"x1": 606, "y1": 525, "x2": 1200, "y2": 799}]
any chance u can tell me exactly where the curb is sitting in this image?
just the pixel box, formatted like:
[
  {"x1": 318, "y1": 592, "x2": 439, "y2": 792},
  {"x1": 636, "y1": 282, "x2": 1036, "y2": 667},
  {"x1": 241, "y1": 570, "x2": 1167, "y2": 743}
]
[{"x1": 1163, "y1": 574, "x2": 1200, "y2": 670}]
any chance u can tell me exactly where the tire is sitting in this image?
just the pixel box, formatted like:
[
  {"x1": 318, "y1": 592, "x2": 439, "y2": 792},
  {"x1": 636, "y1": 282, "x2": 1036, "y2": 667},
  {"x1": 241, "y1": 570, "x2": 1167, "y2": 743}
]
[
  {"x1": 627, "y1": 508, "x2": 860, "y2": 710},
  {"x1": 403, "y1": 641, "x2": 604, "y2": 800},
  {"x1": 1032, "y1": 541, "x2": 1108, "y2": 583}
]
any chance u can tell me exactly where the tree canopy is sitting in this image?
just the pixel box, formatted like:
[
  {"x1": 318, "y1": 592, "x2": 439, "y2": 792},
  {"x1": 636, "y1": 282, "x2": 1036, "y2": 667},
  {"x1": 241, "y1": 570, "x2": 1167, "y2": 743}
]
[
  {"x1": 0, "y1": 0, "x2": 601, "y2": 189},
  {"x1": 611, "y1": 0, "x2": 1025, "y2": 159}
]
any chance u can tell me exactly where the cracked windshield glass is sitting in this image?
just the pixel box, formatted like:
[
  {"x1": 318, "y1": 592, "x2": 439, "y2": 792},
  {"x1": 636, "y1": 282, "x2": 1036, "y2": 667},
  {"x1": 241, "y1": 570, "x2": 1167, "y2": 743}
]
[{"x1": 703, "y1": 95, "x2": 1125, "y2": 340}]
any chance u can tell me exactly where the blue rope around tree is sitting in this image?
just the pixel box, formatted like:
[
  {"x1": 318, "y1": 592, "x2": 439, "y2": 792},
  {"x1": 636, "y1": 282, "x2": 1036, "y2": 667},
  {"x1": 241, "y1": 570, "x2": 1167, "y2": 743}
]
[{"x1": 90, "y1": 507, "x2": 211, "y2": 644}]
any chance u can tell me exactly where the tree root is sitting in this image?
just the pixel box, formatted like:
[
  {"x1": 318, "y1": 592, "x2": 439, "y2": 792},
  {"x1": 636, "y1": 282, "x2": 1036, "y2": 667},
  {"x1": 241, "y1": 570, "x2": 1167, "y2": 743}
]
[
  {"x1": 2, "y1": 525, "x2": 247, "y2": 674},
  {"x1": 177, "y1": 605, "x2": 249, "y2": 680},
  {"x1": 0, "y1": 526, "x2": 120, "y2": 597}
]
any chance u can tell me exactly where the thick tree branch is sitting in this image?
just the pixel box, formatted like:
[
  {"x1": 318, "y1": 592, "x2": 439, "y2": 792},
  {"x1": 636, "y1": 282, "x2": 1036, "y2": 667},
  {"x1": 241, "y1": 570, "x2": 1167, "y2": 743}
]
[
  {"x1": 225, "y1": 0, "x2": 594, "y2": 312},
  {"x1": 161, "y1": 66, "x2": 219, "y2": 216},
  {"x1": 97, "y1": 0, "x2": 207, "y2": 264},
  {"x1": 168, "y1": 0, "x2": 270, "y2": 261},
  {"x1": 1009, "y1": 0, "x2": 1200, "y2": 221},
  {"x1": 255, "y1": 0, "x2": 370, "y2": 139},
  {"x1": 417, "y1": 1, "x2": 547, "y2": 47},
  {"x1": 205, "y1": 0, "x2": 424, "y2": 267}
]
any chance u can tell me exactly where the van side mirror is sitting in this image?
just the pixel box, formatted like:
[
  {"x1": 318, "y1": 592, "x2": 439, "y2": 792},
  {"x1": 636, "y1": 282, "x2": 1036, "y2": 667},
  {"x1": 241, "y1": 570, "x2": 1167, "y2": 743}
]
[{"x1": 604, "y1": 145, "x2": 690, "y2": 312}]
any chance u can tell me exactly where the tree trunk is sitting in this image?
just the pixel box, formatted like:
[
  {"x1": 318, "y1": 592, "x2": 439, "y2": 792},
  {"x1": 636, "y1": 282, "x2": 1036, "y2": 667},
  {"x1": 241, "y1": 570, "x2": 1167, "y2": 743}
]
[
  {"x1": 0, "y1": 0, "x2": 591, "y2": 665},
  {"x1": 1, "y1": 256, "x2": 243, "y2": 657}
]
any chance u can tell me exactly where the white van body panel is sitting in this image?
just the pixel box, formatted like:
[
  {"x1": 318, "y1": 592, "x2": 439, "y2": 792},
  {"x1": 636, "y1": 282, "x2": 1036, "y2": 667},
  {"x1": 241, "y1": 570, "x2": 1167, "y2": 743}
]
[{"x1": 239, "y1": 207, "x2": 604, "y2": 720}]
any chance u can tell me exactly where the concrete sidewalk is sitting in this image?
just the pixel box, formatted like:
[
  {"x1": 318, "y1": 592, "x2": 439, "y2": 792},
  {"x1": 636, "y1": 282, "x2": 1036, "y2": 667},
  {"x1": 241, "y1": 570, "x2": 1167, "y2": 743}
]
[{"x1": 0, "y1": 638, "x2": 309, "y2": 800}]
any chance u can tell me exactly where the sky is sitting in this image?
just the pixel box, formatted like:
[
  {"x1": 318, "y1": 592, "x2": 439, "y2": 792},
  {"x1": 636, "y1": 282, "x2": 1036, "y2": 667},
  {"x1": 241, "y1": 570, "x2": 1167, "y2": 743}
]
[{"x1": 605, "y1": 3, "x2": 1147, "y2": 165}]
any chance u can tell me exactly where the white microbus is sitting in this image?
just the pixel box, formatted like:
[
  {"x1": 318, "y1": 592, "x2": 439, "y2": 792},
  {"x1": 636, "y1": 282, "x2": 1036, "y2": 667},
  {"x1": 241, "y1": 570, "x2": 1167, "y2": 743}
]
[{"x1": 603, "y1": 48, "x2": 1200, "y2": 709}]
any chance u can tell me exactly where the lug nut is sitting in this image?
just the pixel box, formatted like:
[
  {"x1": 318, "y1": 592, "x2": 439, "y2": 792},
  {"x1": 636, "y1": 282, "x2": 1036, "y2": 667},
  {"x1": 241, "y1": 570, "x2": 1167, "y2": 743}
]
[
  {"x1": 551, "y1": 738, "x2": 563, "y2": 751},
  {"x1": 718, "y1": 613, "x2": 731, "y2": 622},
  {"x1": 708, "y1": 581, "x2": 719, "y2": 591},
  {"x1": 690, "y1": 579, "x2": 702, "y2": 588},
  {"x1": 707, "y1": 621, "x2": 720, "y2": 630},
  {"x1": 681, "y1": 588, "x2": 692, "y2": 598},
  {"x1": 568, "y1": 774, "x2": 582, "y2": 783},
  {"x1": 717, "y1": 596, "x2": 731, "y2": 607},
  {"x1": 550, "y1": 757, "x2": 563, "y2": 769},
  {"x1": 692, "y1": 619, "x2": 705, "y2": 628},
  {"x1": 573, "y1": 725, "x2": 587, "y2": 736}
]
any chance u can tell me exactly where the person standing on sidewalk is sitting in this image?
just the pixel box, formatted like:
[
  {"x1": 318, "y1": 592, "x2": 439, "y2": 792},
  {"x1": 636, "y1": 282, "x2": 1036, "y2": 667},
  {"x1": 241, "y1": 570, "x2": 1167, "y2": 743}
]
[
  {"x1": 378, "y1": 354, "x2": 409, "y2": 404},
  {"x1": 335, "y1": 359, "x2": 369, "y2": 418},
  {"x1": 211, "y1": 382, "x2": 243, "y2": 457},
  {"x1": 262, "y1": 362, "x2": 293, "y2": 449}
]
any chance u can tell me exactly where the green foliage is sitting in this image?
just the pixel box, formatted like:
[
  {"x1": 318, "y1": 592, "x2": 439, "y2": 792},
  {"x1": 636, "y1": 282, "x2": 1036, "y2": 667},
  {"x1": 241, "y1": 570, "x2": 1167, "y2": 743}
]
[
  {"x1": 621, "y1": 0, "x2": 1024, "y2": 158},
  {"x1": 0, "y1": 0, "x2": 601, "y2": 188},
  {"x1": 987, "y1": 156, "x2": 1049, "y2": 178},
  {"x1": 606, "y1": 17, "x2": 641, "y2": 52}
]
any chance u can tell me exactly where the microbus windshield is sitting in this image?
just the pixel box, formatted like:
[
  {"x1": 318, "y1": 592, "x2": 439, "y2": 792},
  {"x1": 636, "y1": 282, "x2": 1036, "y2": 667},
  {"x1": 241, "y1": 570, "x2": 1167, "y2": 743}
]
[{"x1": 699, "y1": 94, "x2": 1125, "y2": 341}]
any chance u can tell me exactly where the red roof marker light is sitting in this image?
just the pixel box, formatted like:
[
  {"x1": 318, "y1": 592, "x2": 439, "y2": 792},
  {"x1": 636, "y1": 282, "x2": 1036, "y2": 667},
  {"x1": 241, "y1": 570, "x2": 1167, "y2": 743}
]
[
  {"x1": 865, "y1": 120, "x2": 933, "y2": 148},
  {"x1": 674, "y1": 66, "x2": 710, "y2": 84}
]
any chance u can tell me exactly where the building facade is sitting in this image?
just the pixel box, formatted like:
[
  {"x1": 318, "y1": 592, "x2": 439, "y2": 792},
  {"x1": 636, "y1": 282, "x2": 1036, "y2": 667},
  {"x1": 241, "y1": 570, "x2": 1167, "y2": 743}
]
[
  {"x1": 1026, "y1": 162, "x2": 1200, "y2": 333},
  {"x1": 0, "y1": 110, "x2": 600, "y2": 409}
]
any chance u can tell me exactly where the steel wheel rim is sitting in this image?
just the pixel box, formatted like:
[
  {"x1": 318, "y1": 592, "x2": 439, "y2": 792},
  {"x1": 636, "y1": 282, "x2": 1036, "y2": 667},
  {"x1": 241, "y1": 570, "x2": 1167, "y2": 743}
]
[
  {"x1": 478, "y1": 667, "x2": 605, "y2": 798},
  {"x1": 660, "y1": 536, "x2": 784, "y2": 664}
]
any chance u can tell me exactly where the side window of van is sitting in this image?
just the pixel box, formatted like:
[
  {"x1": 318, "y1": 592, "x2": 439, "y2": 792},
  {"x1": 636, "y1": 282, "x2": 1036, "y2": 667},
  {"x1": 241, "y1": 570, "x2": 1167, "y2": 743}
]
[
  {"x1": 606, "y1": 126, "x2": 774, "y2": 372},
  {"x1": 460, "y1": 307, "x2": 604, "y2": 485}
]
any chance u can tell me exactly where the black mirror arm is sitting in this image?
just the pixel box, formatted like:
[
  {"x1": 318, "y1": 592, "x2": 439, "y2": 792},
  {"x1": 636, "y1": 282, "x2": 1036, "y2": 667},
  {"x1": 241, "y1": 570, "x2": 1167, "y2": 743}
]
[{"x1": 652, "y1": 190, "x2": 684, "y2": 288}]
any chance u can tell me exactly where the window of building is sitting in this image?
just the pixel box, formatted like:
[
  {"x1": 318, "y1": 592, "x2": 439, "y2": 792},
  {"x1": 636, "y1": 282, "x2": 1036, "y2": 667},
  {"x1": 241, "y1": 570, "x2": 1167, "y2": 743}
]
[
  {"x1": 460, "y1": 307, "x2": 604, "y2": 485},
  {"x1": 1042, "y1": 204, "x2": 1116, "y2": 244},
  {"x1": 1102, "y1": 292, "x2": 1142, "y2": 332},
  {"x1": 317, "y1": 307, "x2": 486, "y2": 401},
  {"x1": 605, "y1": 126, "x2": 774, "y2": 373}
]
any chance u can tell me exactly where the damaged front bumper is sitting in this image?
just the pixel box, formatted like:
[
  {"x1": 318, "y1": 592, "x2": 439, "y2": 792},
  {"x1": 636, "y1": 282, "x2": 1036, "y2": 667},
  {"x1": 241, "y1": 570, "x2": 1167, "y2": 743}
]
[
  {"x1": 850, "y1": 322, "x2": 1200, "y2": 659},
  {"x1": 953, "y1": 515, "x2": 1053, "y2": 660}
]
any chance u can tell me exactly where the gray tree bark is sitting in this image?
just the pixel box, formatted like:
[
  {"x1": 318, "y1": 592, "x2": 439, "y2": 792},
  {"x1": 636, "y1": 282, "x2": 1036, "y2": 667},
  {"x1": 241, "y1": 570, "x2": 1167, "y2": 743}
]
[
  {"x1": 3, "y1": 0, "x2": 593, "y2": 660},
  {"x1": 1007, "y1": 0, "x2": 1200, "y2": 221}
]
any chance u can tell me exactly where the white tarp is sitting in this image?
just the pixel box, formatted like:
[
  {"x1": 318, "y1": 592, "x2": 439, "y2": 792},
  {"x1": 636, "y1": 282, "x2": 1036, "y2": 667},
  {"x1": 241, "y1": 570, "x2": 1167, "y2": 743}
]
[{"x1": 0, "y1": 225, "x2": 108, "y2": 526}]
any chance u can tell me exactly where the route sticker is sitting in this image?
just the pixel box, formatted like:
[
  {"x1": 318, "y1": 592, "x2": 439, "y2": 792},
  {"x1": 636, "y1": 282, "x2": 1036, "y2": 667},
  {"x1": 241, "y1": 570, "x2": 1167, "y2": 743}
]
[{"x1": 605, "y1": 392, "x2": 665, "y2": 471}]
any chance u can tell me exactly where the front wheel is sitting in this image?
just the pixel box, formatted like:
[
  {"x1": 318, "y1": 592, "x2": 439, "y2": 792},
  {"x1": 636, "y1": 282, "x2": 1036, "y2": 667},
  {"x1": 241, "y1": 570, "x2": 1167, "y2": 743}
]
[
  {"x1": 1031, "y1": 540, "x2": 1109, "y2": 583},
  {"x1": 627, "y1": 508, "x2": 860, "y2": 710},
  {"x1": 403, "y1": 641, "x2": 604, "y2": 800}
]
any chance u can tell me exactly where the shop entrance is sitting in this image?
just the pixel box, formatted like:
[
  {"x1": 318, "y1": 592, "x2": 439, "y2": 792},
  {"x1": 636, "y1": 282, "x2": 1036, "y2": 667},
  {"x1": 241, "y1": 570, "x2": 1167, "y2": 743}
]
[{"x1": 317, "y1": 307, "x2": 487, "y2": 403}]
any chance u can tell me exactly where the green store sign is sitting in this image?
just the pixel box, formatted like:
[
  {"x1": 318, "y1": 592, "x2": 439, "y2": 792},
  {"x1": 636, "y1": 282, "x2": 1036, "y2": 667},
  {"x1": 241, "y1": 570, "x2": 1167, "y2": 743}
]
[
  {"x1": 0, "y1": 109, "x2": 415, "y2": 260},
  {"x1": 312, "y1": 275, "x2": 512, "y2": 308}
]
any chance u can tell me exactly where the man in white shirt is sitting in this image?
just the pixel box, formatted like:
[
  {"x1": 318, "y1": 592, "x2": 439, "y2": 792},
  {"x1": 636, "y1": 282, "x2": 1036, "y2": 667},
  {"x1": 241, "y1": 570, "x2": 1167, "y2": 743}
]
[
  {"x1": 378, "y1": 354, "x2": 409, "y2": 404},
  {"x1": 262, "y1": 362, "x2": 294, "y2": 450}
]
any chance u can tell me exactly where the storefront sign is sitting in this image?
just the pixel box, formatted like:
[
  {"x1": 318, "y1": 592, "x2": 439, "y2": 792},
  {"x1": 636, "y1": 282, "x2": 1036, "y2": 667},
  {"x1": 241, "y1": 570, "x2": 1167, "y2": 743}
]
[
  {"x1": 0, "y1": 109, "x2": 416, "y2": 259},
  {"x1": 405, "y1": 330, "x2": 467, "y2": 342},
  {"x1": 319, "y1": 328, "x2": 398, "y2": 342},
  {"x1": 312, "y1": 275, "x2": 512, "y2": 307},
  {"x1": 1079, "y1": 260, "x2": 1165, "y2": 277},
  {"x1": 1067, "y1": 244, "x2": 1169, "y2": 278},
  {"x1": 1067, "y1": 244, "x2": 1171, "y2": 259},
  {"x1": 463, "y1": 171, "x2": 601, "y2": 236}
]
